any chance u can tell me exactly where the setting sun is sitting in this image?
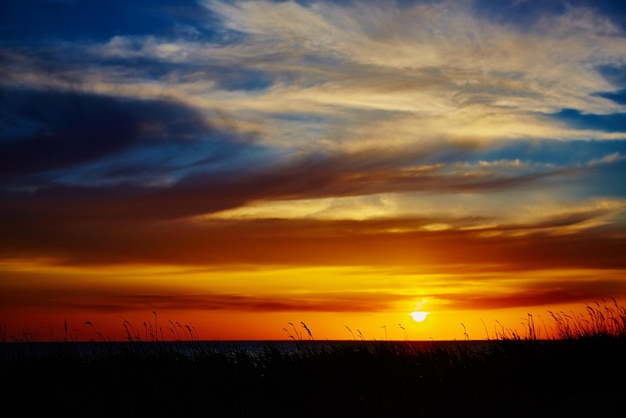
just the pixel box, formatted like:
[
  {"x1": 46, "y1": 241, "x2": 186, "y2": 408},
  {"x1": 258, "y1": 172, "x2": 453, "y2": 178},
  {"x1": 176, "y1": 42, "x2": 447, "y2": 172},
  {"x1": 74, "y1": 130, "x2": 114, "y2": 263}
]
[{"x1": 410, "y1": 311, "x2": 429, "y2": 322}]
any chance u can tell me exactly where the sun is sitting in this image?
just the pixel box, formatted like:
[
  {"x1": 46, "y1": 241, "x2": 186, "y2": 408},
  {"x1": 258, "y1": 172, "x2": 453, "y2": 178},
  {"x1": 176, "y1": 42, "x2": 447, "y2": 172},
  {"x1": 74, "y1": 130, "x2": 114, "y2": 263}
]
[{"x1": 410, "y1": 311, "x2": 429, "y2": 322}]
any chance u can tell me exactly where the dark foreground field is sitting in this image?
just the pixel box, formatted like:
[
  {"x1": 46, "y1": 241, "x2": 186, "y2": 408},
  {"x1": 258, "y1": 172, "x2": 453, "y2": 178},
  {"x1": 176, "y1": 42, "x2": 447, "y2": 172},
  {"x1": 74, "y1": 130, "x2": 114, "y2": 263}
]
[{"x1": 2, "y1": 337, "x2": 625, "y2": 418}]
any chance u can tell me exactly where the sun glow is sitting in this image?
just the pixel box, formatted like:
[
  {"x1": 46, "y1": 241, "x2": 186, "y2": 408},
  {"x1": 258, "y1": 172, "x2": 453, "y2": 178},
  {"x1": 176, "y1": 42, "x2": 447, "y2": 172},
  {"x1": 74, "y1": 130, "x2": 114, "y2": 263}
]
[
  {"x1": 409, "y1": 299, "x2": 430, "y2": 323},
  {"x1": 410, "y1": 311, "x2": 429, "y2": 322}
]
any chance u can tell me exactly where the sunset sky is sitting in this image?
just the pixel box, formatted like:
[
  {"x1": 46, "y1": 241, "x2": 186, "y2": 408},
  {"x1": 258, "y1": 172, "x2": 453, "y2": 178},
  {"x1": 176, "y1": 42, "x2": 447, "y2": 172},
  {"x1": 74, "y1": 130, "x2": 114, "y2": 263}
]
[{"x1": 1, "y1": 0, "x2": 626, "y2": 342}]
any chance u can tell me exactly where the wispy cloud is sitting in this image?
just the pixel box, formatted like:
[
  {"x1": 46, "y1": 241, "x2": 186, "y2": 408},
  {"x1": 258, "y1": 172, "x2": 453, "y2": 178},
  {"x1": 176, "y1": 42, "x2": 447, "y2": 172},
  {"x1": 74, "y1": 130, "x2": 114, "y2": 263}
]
[{"x1": 4, "y1": 0, "x2": 626, "y2": 148}]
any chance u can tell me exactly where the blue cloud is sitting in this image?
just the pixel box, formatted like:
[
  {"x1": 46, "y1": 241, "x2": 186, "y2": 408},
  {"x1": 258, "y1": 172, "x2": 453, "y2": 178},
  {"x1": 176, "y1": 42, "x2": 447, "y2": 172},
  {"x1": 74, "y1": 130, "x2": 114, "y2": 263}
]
[{"x1": 0, "y1": 88, "x2": 270, "y2": 188}]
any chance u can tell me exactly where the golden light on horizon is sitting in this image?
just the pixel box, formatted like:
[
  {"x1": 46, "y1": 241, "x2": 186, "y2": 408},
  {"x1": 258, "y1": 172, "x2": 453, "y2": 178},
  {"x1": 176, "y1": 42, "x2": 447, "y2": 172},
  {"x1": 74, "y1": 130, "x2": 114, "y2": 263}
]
[{"x1": 3, "y1": 260, "x2": 625, "y2": 341}]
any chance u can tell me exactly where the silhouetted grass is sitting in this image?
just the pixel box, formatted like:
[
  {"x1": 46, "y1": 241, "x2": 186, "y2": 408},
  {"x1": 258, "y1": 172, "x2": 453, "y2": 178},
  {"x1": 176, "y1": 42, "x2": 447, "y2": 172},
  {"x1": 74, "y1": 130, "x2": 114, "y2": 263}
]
[{"x1": 2, "y1": 301, "x2": 625, "y2": 417}]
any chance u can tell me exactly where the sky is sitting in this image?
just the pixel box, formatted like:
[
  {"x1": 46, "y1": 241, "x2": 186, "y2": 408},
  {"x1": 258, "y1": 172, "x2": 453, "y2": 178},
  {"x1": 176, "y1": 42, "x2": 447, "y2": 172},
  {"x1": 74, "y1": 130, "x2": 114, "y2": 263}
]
[{"x1": 1, "y1": 0, "x2": 626, "y2": 342}]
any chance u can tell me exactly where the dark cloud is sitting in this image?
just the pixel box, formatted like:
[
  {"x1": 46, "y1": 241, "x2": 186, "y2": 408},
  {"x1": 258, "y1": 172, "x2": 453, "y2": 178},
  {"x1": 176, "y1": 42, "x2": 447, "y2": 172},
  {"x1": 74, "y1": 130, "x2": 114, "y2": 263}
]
[
  {"x1": 0, "y1": 142, "x2": 569, "y2": 225},
  {"x1": 1, "y1": 90, "x2": 133, "y2": 161},
  {"x1": 0, "y1": 271, "x2": 409, "y2": 313},
  {"x1": 1, "y1": 211, "x2": 624, "y2": 270},
  {"x1": 442, "y1": 279, "x2": 626, "y2": 311},
  {"x1": 66, "y1": 293, "x2": 407, "y2": 314},
  {"x1": 0, "y1": 88, "x2": 259, "y2": 188}
]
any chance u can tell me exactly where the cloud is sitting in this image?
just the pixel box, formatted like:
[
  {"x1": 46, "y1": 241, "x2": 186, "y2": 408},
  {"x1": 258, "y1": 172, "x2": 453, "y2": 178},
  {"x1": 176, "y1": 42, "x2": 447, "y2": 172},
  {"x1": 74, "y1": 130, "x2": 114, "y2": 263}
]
[
  {"x1": 0, "y1": 88, "x2": 263, "y2": 188},
  {"x1": 1, "y1": 89, "x2": 153, "y2": 178},
  {"x1": 0, "y1": 141, "x2": 576, "y2": 226},
  {"x1": 1, "y1": 201, "x2": 624, "y2": 269},
  {"x1": 2, "y1": 259, "x2": 625, "y2": 317},
  {"x1": 4, "y1": 0, "x2": 626, "y2": 155},
  {"x1": 588, "y1": 152, "x2": 626, "y2": 166},
  {"x1": 195, "y1": 0, "x2": 626, "y2": 113},
  {"x1": 478, "y1": 159, "x2": 522, "y2": 167},
  {"x1": 0, "y1": 281, "x2": 407, "y2": 313},
  {"x1": 440, "y1": 278, "x2": 626, "y2": 310}
]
